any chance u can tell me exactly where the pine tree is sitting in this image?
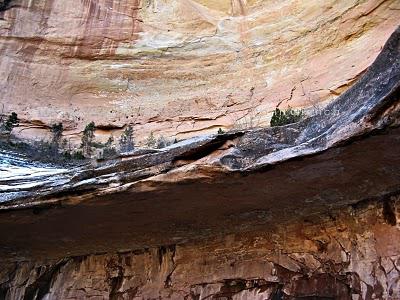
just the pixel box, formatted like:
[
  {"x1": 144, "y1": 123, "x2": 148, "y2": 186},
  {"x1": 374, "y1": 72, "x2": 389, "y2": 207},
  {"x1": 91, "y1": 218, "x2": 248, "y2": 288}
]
[
  {"x1": 146, "y1": 132, "x2": 157, "y2": 148},
  {"x1": 81, "y1": 122, "x2": 95, "y2": 157},
  {"x1": 119, "y1": 125, "x2": 134, "y2": 152},
  {"x1": 50, "y1": 123, "x2": 63, "y2": 153}
]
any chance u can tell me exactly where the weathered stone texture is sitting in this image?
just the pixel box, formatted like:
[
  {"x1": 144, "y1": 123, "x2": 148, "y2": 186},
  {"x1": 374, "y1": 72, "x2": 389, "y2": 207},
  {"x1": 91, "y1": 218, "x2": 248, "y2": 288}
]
[
  {"x1": 0, "y1": 0, "x2": 399, "y2": 142},
  {"x1": 1, "y1": 198, "x2": 399, "y2": 299},
  {"x1": 1, "y1": 2, "x2": 400, "y2": 299}
]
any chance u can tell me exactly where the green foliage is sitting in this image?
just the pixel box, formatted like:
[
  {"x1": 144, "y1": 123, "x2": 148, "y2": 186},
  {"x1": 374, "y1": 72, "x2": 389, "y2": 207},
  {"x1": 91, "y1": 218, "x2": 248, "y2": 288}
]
[
  {"x1": 6, "y1": 112, "x2": 19, "y2": 131},
  {"x1": 72, "y1": 150, "x2": 85, "y2": 160},
  {"x1": 146, "y1": 132, "x2": 157, "y2": 148},
  {"x1": 103, "y1": 136, "x2": 117, "y2": 159},
  {"x1": 105, "y1": 136, "x2": 114, "y2": 147},
  {"x1": 119, "y1": 125, "x2": 134, "y2": 152},
  {"x1": 156, "y1": 136, "x2": 170, "y2": 149},
  {"x1": 270, "y1": 107, "x2": 304, "y2": 127},
  {"x1": 87, "y1": 135, "x2": 118, "y2": 159},
  {"x1": 0, "y1": 138, "x2": 86, "y2": 165},
  {"x1": 50, "y1": 123, "x2": 63, "y2": 153},
  {"x1": 1, "y1": 112, "x2": 19, "y2": 134},
  {"x1": 217, "y1": 128, "x2": 225, "y2": 134},
  {"x1": 0, "y1": 117, "x2": 86, "y2": 165},
  {"x1": 62, "y1": 151, "x2": 72, "y2": 160},
  {"x1": 51, "y1": 123, "x2": 63, "y2": 139},
  {"x1": 103, "y1": 147, "x2": 117, "y2": 159},
  {"x1": 81, "y1": 122, "x2": 95, "y2": 157},
  {"x1": 79, "y1": 133, "x2": 118, "y2": 160},
  {"x1": 145, "y1": 132, "x2": 176, "y2": 149},
  {"x1": 83, "y1": 122, "x2": 95, "y2": 135}
]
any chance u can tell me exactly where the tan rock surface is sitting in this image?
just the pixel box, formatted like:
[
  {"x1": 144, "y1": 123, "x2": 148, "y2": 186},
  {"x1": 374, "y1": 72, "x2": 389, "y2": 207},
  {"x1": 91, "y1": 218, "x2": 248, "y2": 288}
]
[
  {"x1": 1, "y1": 21, "x2": 400, "y2": 299},
  {"x1": 0, "y1": 0, "x2": 399, "y2": 143}
]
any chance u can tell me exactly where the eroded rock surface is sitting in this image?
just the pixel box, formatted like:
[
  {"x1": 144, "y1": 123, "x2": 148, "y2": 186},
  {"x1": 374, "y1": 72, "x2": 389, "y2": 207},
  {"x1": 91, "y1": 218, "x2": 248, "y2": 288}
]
[
  {"x1": 0, "y1": 3, "x2": 400, "y2": 300},
  {"x1": 1, "y1": 25, "x2": 400, "y2": 210},
  {"x1": 1, "y1": 198, "x2": 399, "y2": 299},
  {"x1": 0, "y1": 0, "x2": 399, "y2": 142}
]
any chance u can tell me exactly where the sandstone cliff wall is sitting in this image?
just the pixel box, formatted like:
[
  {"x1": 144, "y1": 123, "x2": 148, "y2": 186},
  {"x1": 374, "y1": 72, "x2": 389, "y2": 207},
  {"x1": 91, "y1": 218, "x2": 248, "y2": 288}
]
[
  {"x1": 0, "y1": 0, "x2": 399, "y2": 143},
  {"x1": 1, "y1": 2, "x2": 400, "y2": 299}
]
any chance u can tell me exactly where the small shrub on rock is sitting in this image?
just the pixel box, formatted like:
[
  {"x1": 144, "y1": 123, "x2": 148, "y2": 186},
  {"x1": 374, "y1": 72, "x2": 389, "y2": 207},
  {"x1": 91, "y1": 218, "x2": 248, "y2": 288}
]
[
  {"x1": 103, "y1": 136, "x2": 117, "y2": 159},
  {"x1": 81, "y1": 122, "x2": 95, "y2": 157},
  {"x1": 72, "y1": 150, "x2": 85, "y2": 160},
  {"x1": 145, "y1": 132, "x2": 176, "y2": 149},
  {"x1": 156, "y1": 136, "x2": 171, "y2": 149},
  {"x1": 119, "y1": 125, "x2": 134, "y2": 152},
  {"x1": 146, "y1": 132, "x2": 157, "y2": 148},
  {"x1": 270, "y1": 107, "x2": 304, "y2": 127},
  {"x1": 50, "y1": 123, "x2": 63, "y2": 154},
  {"x1": 1, "y1": 112, "x2": 19, "y2": 136}
]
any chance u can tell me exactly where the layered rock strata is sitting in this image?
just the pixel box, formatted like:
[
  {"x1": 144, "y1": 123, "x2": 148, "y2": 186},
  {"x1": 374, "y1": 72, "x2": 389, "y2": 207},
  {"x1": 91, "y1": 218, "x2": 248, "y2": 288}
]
[
  {"x1": 0, "y1": 24, "x2": 400, "y2": 300},
  {"x1": 0, "y1": 0, "x2": 399, "y2": 142}
]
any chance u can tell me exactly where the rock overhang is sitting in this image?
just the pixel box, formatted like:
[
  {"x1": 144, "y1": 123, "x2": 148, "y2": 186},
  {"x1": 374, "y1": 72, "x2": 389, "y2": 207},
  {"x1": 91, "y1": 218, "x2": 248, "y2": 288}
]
[{"x1": 0, "y1": 26, "x2": 399, "y2": 262}]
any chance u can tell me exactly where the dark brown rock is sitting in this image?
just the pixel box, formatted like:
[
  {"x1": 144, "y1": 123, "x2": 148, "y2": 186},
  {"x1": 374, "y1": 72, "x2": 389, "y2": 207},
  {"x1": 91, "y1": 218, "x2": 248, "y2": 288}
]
[{"x1": 0, "y1": 198, "x2": 399, "y2": 299}]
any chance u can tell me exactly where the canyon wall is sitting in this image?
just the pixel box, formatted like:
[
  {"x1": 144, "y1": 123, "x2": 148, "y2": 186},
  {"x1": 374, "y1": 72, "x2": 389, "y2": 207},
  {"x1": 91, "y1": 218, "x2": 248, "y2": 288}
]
[
  {"x1": 1, "y1": 198, "x2": 399, "y2": 299},
  {"x1": 0, "y1": 0, "x2": 399, "y2": 143},
  {"x1": 1, "y1": 1, "x2": 400, "y2": 299},
  {"x1": 1, "y1": 24, "x2": 400, "y2": 298}
]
